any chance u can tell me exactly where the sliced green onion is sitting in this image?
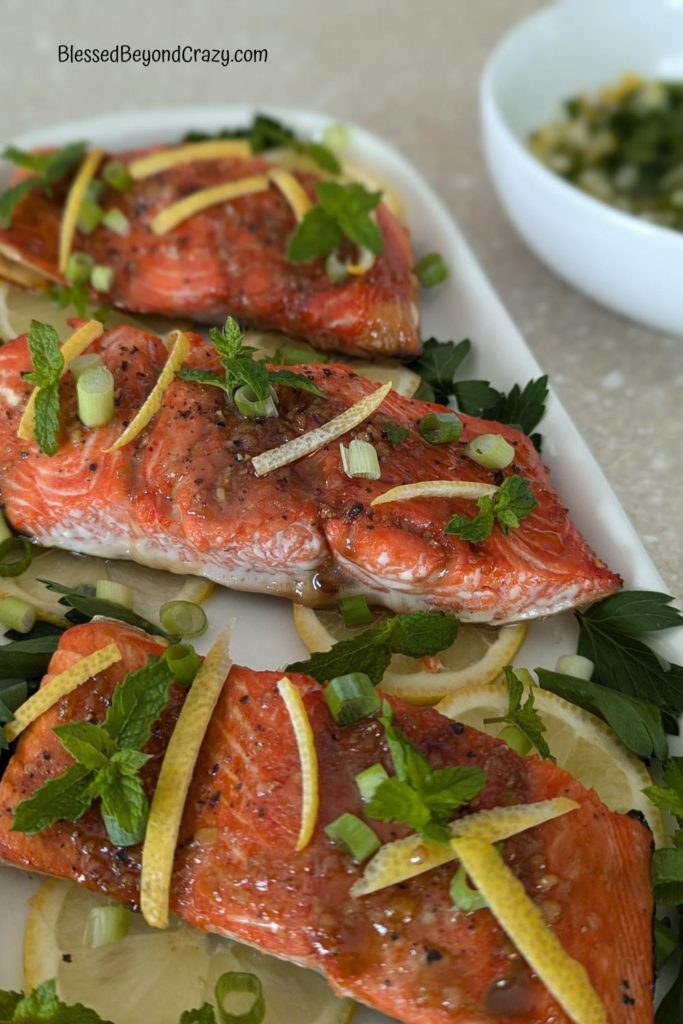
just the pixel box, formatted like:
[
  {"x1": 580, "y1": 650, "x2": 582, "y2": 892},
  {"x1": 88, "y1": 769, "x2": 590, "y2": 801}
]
[
  {"x1": 102, "y1": 207, "x2": 130, "y2": 236},
  {"x1": 497, "y1": 724, "x2": 532, "y2": 756},
  {"x1": 0, "y1": 596, "x2": 36, "y2": 634},
  {"x1": 77, "y1": 198, "x2": 103, "y2": 234},
  {"x1": 339, "y1": 439, "x2": 381, "y2": 480},
  {"x1": 355, "y1": 762, "x2": 388, "y2": 802},
  {"x1": 159, "y1": 600, "x2": 208, "y2": 639},
  {"x1": 0, "y1": 510, "x2": 11, "y2": 544},
  {"x1": 322, "y1": 122, "x2": 350, "y2": 153},
  {"x1": 464, "y1": 434, "x2": 515, "y2": 470},
  {"x1": 70, "y1": 353, "x2": 104, "y2": 381},
  {"x1": 514, "y1": 668, "x2": 536, "y2": 689},
  {"x1": 418, "y1": 412, "x2": 462, "y2": 444},
  {"x1": 450, "y1": 863, "x2": 488, "y2": 912},
  {"x1": 234, "y1": 384, "x2": 278, "y2": 419},
  {"x1": 280, "y1": 345, "x2": 328, "y2": 365},
  {"x1": 324, "y1": 812, "x2": 381, "y2": 862},
  {"x1": 415, "y1": 252, "x2": 449, "y2": 289},
  {"x1": 0, "y1": 536, "x2": 32, "y2": 578},
  {"x1": 65, "y1": 251, "x2": 94, "y2": 286},
  {"x1": 338, "y1": 595, "x2": 374, "y2": 628},
  {"x1": 85, "y1": 179, "x2": 105, "y2": 204},
  {"x1": 163, "y1": 642, "x2": 201, "y2": 686},
  {"x1": 95, "y1": 579, "x2": 132, "y2": 608},
  {"x1": 555, "y1": 653, "x2": 594, "y2": 680},
  {"x1": 324, "y1": 672, "x2": 380, "y2": 726},
  {"x1": 325, "y1": 251, "x2": 349, "y2": 283},
  {"x1": 214, "y1": 970, "x2": 265, "y2": 1024},
  {"x1": 84, "y1": 904, "x2": 130, "y2": 948},
  {"x1": 77, "y1": 365, "x2": 115, "y2": 429},
  {"x1": 102, "y1": 159, "x2": 133, "y2": 192},
  {"x1": 91, "y1": 264, "x2": 114, "y2": 293}
]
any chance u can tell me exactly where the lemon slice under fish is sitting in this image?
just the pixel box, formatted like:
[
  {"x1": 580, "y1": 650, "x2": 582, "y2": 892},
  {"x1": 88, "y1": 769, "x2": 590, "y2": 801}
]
[
  {"x1": 0, "y1": 546, "x2": 213, "y2": 628},
  {"x1": 436, "y1": 682, "x2": 664, "y2": 845},
  {"x1": 24, "y1": 878, "x2": 354, "y2": 1024},
  {"x1": 292, "y1": 604, "x2": 527, "y2": 704}
]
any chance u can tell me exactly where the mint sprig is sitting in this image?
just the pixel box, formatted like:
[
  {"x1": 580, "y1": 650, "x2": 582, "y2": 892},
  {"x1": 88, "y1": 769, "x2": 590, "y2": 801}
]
[
  {"x1": 12, "y1": 656, "x2": 174, "y2": 845},
  {"x1": 177, "y1": 317, "x2": 324, "y2": 404},
  {"x1": 484, "y1": 667, "x2": 551, "y2": 759},
  {"x1": 286, "y1": 610, "x2": 460, "y2": 685},
  {"x1": 286, "y1": 181, "x2": 383, "y2": 263},
  {"x1": 445, "y1": 475, "x2": 537, "y2": 544},
  {"x1": 0, "y1": 141, "x2": 86, "y2": 227},
  {"x1": 366, "y1": 701, "x2": 486, "y2": 843},
  {"x1": 23, "y1": 320, "x2": 64, "y2": 456}
]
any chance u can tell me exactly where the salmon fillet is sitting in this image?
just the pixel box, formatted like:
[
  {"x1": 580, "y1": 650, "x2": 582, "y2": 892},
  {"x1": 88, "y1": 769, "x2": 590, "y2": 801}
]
[
  {"x1": 0, "y1": 621, "x2": 654, "y2": 1024},
  {"x1": 0, "y1": 149, "x2": 419, "y2": 358},
  {"x1": 0, "y1": 324, "x2": 620, "y2": 623}
]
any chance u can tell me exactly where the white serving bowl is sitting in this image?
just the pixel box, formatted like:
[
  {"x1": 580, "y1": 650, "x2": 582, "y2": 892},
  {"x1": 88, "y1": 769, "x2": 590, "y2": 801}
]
[{"x1": 480, "y1": 0, "x2": 683, "y2": 335}]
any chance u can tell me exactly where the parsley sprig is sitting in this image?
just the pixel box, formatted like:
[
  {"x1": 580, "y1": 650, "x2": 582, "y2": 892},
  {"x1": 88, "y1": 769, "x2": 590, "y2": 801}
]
[
  {"x1": 177, "y1": 317, "x2": 324, "y2": 405},
  {"x1": 22, "y1": 321, "x2": 64, "y2": 456},
  {"x1": 286, "y1": 181, "x2": 383, "y2": 263},
  {"x1": 444, "y1": 475, "x2": 537, "y2": 544},
  {"x1": 286, "y1": 611, "x2": 460, "y2": 685},
  {"x1": 12, "y1": 656, "x2": 174, "y2": 845},
  {"x1": 0, "y1": 141, "x2": 85, "y2": 227},
  {"x1": 184, "y1": 112, "x2": 341, "y2": 174},
  {"x1": 366, "y1": 700, "x2": 486, "y2": 843},
  {"x1": 484, "y1": 667, "x2": 551, "y2": 759}
]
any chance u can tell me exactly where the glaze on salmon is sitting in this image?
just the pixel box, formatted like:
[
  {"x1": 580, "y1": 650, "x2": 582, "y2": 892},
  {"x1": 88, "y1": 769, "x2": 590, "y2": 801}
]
[
  {"x1": 0, "y1": 621, "x2": 654, "y2": 1023},
  {"x1": 0, "y1": 324, "x2": 621, "y2": 623},
  {"x1": 0, "y1": 149, "x2": 419, "y2": 358}
]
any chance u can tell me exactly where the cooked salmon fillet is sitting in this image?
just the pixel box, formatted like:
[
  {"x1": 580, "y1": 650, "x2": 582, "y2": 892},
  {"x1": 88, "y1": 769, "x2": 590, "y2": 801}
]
[
  {"x1": 0, "y1": 324, "x2": 621, "y2": 623},
  {"x1": 0, "y1": 149, "x2": 419, "y2": 358},
  {"x1": 0, "y1": 621, "x2": 654, "y2": 1024}
]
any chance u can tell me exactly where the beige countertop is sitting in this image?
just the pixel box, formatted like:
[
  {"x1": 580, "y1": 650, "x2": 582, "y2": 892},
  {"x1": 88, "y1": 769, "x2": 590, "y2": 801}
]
[{"x1": 2, "y1": 0, "x2": 681, "y2": 600}]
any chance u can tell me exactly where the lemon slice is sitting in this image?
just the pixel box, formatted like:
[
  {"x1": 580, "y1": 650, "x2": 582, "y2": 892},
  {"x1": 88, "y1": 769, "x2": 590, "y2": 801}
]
[
  {"x1": 5, "y1": 642, "x2": 121, "y2": 742},
  {"x1": 351, "y1": 797, "x2": 578, "y2": 897},
  {"x1": 436, "y1": 682, "x2": 664, "y2": 845},
  {"x1": 292, "y1": 604, "x2": 527, "y2": 704},
  {"x1": 451, "y1": 837, "x2": 607, "y2": 1023},
  {"x1": 0, "y1": 282, "x2": 178, "y2": 342},
  {"x1": 277, "y1": 676, "x2": 319, "y2": 851},
  {"x1": 0, "y1": 546, "x2": 213, "y2": 627},
  {"x1": 141, "y1": 629, "x2": 232, "y2": 929},
  {"x1": 24, "y1": 878, "x2": 354, "y2": 1024},
  {"x1": 245, "y1": 330, "x2": 421, "y2": 399}
]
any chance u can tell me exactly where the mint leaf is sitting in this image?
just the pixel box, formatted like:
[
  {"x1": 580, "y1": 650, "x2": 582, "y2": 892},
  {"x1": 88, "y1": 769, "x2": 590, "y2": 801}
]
[
  {"x1": 13, "y1": 978, "x2": 111, "y2": 1023},
  {"x1": 0, "y1": 991, "x2": 21, "y2": 1018},
  {"x1": 454, "y1": 376, "x2": 549, "y2": 450},
  {"x1": 25, "y1": 321, "x2": 63, "y2": 387},
  {"x1": 96, "y1": 767, "x2": 149, "y2": 846},
  {"x1": 445, "y1": 476, "x2": 536, "y2": 544},
  {"x1": 382, "y1": 422, "x2": 409, "y2": 445},
  {"x1": 286, "y1": 611, "x2": 460, "y2": 685},
  {"x1": 180, "y1": 1007, "x2": 217, "y2": 1024},
  {"x1": 267, "y1": 369, "x2": 325, "y2": 398},
  {"x1": 103, "y1": 657, "x2": 173, "y2": 749},
  {"x1": 421, "y1": 764, "x2": 487, "y2": 816},
  {"x1": 286, "y1": 204, "x2": 342, "y2": 262},
  {"x1": 317, "y1": 181, "x2": 383, "y2": 254},
  {"x1": 176, "y1": 368, "x2": 228, "y2": 392},
  {"x1": 367, "y1": 777, "x2": 431, "y2": 830},
  {"x1": 407, "y1": 338, "x2": 472, "y2": 405},
  {"x1": 536, "y1": 667, "x2": 668, "y2": 760},
  {"x1": 53, "y1": 722, "x2": 115, "y2": 770},
  {"x1": 11, "y1": 764, "x2": 94, "y2": 834},
  {"x1": 0, "y1": 178, "x2": 36, "y2": 227},
  {"x1": 484, "y1": 667, "x2": 551, "y2": 759},
  {"x1": 32, "y1": 385, "x2": 61, "y2": 457},
  {"x1": 444, "y1": 500, "x2": 495, "y2": 543},
  {"x1": 0, "y1": 142, "x2": 86, "y2": 228}
]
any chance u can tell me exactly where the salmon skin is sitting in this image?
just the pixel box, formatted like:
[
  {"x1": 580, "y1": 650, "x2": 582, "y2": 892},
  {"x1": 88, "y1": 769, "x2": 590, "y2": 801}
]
[
  {"x1": 0, "y1": 621, "x2": 654, "y2": 1024},
  {"x1": 0, "y1": 324, "x2": 620, "y2": 623},
  {"x1": 0, "y1": 148, "x2": 419, "y2": 359}
]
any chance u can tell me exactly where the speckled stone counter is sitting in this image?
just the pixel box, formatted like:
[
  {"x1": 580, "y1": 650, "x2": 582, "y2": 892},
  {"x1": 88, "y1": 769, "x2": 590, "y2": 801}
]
[{"x1": 2, "y1": 0, "x2": 681, "y2": 599}]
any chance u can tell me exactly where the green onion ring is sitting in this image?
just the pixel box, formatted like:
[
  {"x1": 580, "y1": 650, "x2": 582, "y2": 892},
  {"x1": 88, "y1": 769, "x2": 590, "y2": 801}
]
[
  {"x1": 0, "y1": 537, "x2": 32, "y2": 578},
  {"x1": 214, "y1": 971, "x2": 265, "y2": 1024}
]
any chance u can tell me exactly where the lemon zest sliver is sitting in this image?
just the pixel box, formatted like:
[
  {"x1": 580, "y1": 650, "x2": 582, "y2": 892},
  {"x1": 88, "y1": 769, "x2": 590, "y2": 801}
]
[
  {"x1": 141, "y1": 627, "x2": 233, "y2": 929},
  {"x1": 4, "y1": 643, "x2": 121, "y2": 742},
  {"x1": 351, "y1": 797, "x2": 578, "y2": 897},
  {"x1": 371, "y1": 479, "x2": 498, "y2": 507},
  {"x1": 151, "y1": 175, "x2": 269, "y2": 235},
  {"x1": 128, "y1": 140, "x2": 252, "y2": 180},
  {"x1": 251, "y1": 381, "x2": 391, "y2": 477},
  {"x1": 58, "y1": 149, "x2": 105, "y2": 273},
  {"x1": 16, "y1": 319, "x2": 105, "y2": 443},
  {"x1": 268, "y1": 169, "x2": 312, "y2": 222},
  {"x1": 103, "y1": 329, "x2": 189, "y2": 451},
  {"x1": 452, "y1": 837, "x2": 607, "y2": 1024},
  {"x1": 276, "y1": 677, "x2": 319, "y2": 852}
]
